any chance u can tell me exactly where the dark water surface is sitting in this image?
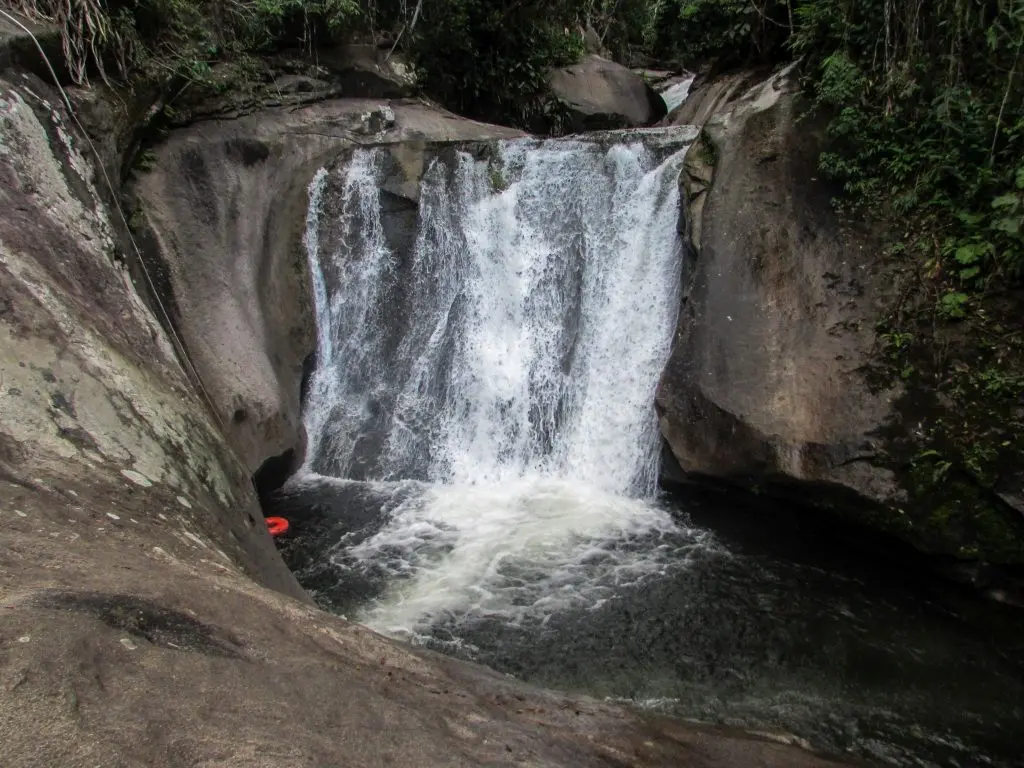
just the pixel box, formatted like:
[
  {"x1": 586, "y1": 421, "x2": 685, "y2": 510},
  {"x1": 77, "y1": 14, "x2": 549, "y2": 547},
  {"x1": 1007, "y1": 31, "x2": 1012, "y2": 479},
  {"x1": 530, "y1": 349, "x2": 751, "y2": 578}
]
[{"x1": 267, "y1": 482, "x2": 1024, "y2": 768}]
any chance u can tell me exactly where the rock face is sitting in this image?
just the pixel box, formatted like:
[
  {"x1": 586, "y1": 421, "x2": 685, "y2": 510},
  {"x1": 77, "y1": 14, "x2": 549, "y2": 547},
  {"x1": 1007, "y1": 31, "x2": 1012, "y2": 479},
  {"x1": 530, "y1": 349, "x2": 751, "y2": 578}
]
[
  {"x1": 0, "y1": 70, "x2": 308, "y2": 596},
  {"x1": 663, "y1": 69, "x2": 769, "y2": 128},
  {"x1": 131, "y1": 100, "x2": 523, "y2": 476},
  {"x1": 550, "y1": 54, "x2": 667, "y2": 130},
  {"x1": 657, "y1": 67, "x2": 903, "y2": 517}
]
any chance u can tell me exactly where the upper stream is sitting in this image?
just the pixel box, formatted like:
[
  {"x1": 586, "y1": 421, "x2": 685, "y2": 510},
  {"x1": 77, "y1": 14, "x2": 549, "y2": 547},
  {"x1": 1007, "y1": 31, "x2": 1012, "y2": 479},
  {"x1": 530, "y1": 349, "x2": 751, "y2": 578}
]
[{"x1": 271, "y1": 133, "x2": 1024, "y2": 768}]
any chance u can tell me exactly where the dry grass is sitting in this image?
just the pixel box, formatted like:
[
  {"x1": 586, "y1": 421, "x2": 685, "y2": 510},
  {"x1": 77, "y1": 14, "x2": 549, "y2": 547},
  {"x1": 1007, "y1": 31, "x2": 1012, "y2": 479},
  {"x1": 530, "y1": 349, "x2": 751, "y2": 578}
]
[{"x1": 13, "y1": 0, "x2": 136, "y2": 83}]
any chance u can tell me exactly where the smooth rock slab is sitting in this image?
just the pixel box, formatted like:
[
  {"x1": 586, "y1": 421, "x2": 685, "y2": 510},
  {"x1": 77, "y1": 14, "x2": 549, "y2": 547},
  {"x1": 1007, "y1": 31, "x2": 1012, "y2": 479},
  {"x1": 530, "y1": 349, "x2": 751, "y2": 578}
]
[{"x1": 0, "y1": 494, "x2": 861, "y2": 768}]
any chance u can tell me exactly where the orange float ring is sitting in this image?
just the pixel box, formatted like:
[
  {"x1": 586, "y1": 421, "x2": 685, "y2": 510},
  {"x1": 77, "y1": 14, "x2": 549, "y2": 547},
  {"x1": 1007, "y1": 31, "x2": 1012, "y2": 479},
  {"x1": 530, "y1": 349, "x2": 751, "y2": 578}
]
[{"x1": 265, "y1": 516, "x2": 290, "y2": 537}]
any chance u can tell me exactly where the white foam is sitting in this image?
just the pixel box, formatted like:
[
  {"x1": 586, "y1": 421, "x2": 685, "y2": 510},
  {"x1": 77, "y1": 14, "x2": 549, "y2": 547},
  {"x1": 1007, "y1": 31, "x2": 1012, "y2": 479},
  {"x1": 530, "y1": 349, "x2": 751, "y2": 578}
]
[
  {"x1": 302, "y1": 137, "x2": 702, "y2": 635},
  {"x1": 346, "y1": 476, "x2": 694, "y2": 633}
]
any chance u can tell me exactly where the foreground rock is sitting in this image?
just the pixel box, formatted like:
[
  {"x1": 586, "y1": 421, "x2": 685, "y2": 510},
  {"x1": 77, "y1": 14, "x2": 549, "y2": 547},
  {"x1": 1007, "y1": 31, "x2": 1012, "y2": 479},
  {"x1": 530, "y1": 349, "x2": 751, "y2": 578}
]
[
  {"x1": 0, "y1": 67, "x2": 857, "y2": 767},
  {"x1": 550, "y1": 54, "x2": 667, "y2": 131},
  {"x1": 2, "y1": 497, "x2": 856, "y2": 768}
]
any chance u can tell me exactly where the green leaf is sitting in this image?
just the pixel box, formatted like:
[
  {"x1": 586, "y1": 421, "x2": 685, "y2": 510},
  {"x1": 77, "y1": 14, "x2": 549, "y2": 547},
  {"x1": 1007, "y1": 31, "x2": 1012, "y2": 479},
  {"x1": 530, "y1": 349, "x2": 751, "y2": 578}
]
[
  {"x1": 954, "y1": 244, "x2": 980, "y2": 264},
  {"x1": 938, "y1": 291, "x2": 969, "y2": 319},
  {"x1": 994, "y1": 217, "x2": 1020, "y2": 235},
  {"x1": 993, "y1": 194, "x2": 1019, "y2": 209},
  {"x1": 959, "y1": 266, "x2": 981, "y2": 280}
]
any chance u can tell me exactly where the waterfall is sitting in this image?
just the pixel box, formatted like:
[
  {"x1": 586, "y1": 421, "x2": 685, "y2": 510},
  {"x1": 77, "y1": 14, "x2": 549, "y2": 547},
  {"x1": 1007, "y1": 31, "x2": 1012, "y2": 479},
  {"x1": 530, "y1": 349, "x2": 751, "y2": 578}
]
[{"x1": 299, "y1": 133, "x2": 706, "y2": 636}]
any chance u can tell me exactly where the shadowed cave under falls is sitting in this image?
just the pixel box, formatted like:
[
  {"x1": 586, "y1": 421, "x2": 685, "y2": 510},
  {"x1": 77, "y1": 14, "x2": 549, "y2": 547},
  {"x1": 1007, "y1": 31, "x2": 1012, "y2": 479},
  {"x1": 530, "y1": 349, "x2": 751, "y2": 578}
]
[{"x1": 265, "y1": 134, "x2": 1024, "y2": 767}]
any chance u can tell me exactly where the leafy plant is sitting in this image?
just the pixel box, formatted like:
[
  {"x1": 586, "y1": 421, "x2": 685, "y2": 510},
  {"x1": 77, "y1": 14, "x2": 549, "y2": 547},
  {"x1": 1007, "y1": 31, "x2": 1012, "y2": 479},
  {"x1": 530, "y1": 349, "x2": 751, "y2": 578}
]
[
  {"x1": 407, "y1": 0, "x2": 586, "y2": 128},
  {"x1": 13, "y1": 0, "x2": 361, "y2": 86},
  {"x1": 134, "y1": 149, "x2": 158, "y2": 172},
  {"x1": 937, "y1": 291, "x2": 969, "y2": 321}
]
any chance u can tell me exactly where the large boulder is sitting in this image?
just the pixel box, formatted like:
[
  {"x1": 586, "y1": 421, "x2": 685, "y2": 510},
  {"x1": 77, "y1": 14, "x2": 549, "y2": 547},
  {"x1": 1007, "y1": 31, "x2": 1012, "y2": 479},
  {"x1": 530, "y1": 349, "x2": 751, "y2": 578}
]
[
  {"x1": 657, "y1": 67, "x2": 905, "y2": 524},
  {"x1": 550, "y1": 54, "x2": 667, "y2": 130},
  {"x1": 660, "y1": 67, "x2": 1024, "y2": 568}
]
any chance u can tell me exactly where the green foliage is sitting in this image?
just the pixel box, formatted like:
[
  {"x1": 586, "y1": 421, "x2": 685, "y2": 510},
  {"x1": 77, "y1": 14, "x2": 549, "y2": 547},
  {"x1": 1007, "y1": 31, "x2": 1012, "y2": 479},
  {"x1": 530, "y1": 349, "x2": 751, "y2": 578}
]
[
  {"x1": 17, "y1": 0, "x2": 594, "y2": 129},
  {"x1": 880, "y1": 329, "x2": 913, "y2": 354},
  {"x1": 407, "y1": 0, "x2": 586, "y2": 128},
  {"x1": 487, "y1": 158, "x2": 509, "y2": 193},
  {"x1": 617, "y1": 0, "x2": 794, "y2": 68},
  {"x1": 133, "y1": 148, "x2": 157, "y2": 171},
  {"x1": 795, "y1": 0, "x2": 1023, "y2": 284},
  {"x1": 697, "y1": 129, "x2": 717, "y2": 166},
  {"x1": 586, "y1": 0, "x2": 667, "y2": 63},
  {"x1": 638, "y1": 0, "x2": 1024, "y2": 294},
  {"x1": 15, "y1": 0, "x2": 361, "y2": 86},
  {"x1": 937, "y1": 291, "x2": 969, "y2": 320},
  {"x1": 238, "y1": 0, "x2": 361, "y2": 49},
  {"x1": 669, "y1": 0, "x2": 760, "y2": 65}
]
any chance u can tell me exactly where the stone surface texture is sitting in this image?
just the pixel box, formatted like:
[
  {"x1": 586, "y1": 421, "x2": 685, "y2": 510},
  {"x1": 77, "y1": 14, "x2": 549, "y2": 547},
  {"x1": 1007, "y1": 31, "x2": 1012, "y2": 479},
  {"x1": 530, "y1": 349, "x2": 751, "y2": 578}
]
[
  {"x1": 550, "y1": 54, "x2": 668, "y2": 130},
  {"x1": 658, "y1": 67, "x2": 902, "y2": 512}
]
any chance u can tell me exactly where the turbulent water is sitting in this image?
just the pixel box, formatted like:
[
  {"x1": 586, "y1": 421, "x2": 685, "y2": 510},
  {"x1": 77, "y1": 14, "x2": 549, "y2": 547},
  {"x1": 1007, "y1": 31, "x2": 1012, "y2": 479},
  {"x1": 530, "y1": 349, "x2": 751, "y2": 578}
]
[
  {"x1": 280, "y1": 132, "x2": 1024, "y2": 768},
  {"x1": 298, "y1": 134, "x2": 703, "y2": 634}
]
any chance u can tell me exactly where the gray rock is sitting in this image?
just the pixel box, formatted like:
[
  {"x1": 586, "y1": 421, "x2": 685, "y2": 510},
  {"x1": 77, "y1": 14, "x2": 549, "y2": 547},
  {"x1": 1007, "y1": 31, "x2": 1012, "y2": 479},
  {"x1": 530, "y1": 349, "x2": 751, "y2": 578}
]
[
  {"x1": 657, "y1": 66, "x2": 904, "y2": 513},
  {"x1": 583, "y1": 23, "x2": 605, "y2": 55},
  {"x1": 550, "y1": 54, "x2": 667, "y2": 130},
  {"x1": 0, "y1": 9, "x2": 60, "y2": 76},
  {"x1": 0, "y1": 72, "x2": 306, "y2": 599},
  {"x1": 664, "y1": 69, "x2": 768, "y2": 128}
]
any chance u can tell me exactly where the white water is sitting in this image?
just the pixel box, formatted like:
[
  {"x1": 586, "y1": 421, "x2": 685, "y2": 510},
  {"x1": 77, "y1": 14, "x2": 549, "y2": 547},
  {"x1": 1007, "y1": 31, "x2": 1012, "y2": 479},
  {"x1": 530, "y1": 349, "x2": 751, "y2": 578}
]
[
  {"x1": 299, "y1": 136, "x2": 707, "y2": 636},
  {"x1": 660, "y1": 76, "x2": 696, "y2": 114}
]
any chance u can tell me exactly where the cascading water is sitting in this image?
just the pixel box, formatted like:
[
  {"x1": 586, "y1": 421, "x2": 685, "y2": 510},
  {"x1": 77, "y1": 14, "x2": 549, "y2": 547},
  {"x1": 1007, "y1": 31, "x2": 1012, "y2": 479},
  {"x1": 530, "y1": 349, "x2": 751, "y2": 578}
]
[
  {"x1": 276, "y1": 131, "x2": 1024, "y2": 768},
  {"x1": 297, "y1": 133, "x2": 709, "y2": 635}
]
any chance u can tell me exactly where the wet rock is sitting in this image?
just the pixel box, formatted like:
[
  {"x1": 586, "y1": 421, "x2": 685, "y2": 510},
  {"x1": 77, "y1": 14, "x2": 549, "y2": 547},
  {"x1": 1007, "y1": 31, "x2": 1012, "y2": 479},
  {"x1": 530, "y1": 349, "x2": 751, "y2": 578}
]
[{"x1": 663, "y1": 69, "x2": 769, "y2": 128}]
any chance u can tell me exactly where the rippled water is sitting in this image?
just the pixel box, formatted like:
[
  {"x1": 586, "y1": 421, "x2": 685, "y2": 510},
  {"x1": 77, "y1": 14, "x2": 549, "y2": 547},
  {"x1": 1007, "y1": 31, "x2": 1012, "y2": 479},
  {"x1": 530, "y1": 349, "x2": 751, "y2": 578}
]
[{"x1": 268, "y1": 482, "x2": 1024, "y2": 768}]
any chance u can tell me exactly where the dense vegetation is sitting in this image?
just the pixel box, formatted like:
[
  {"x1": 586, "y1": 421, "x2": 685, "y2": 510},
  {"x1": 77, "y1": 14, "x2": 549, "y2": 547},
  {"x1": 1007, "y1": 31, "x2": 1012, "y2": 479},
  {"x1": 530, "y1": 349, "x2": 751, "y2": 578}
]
[
  {"x1": 10, "y1": 0, "x2": 1024, "y2": 558},
  {"x1": 10, "y1": 0, "x2": 591, "y2": 125}
]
